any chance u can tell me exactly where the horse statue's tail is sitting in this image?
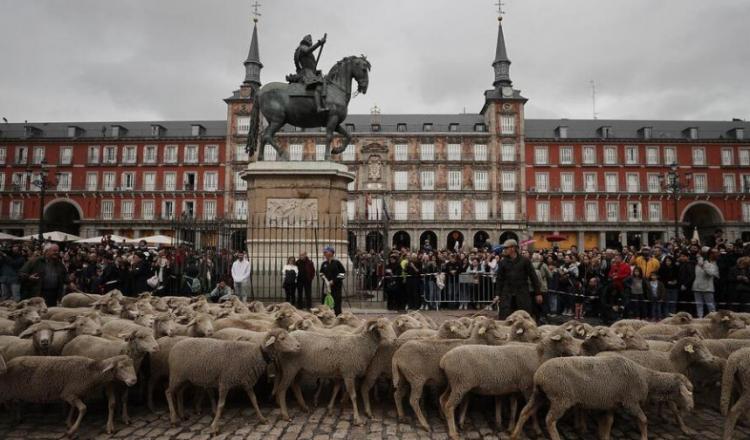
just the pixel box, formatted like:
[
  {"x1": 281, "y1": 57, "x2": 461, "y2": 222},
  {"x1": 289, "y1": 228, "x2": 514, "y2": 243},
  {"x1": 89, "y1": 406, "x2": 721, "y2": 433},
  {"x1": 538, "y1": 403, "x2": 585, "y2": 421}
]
[{"x1": 245, "y1": 95, "x2": 261, "y2": 158}]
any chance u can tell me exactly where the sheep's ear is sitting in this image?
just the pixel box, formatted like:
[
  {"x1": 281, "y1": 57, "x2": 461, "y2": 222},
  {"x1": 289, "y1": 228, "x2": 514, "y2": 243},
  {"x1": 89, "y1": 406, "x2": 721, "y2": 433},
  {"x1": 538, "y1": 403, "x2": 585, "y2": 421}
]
[
  {"x1": 264, "y1": 336, "x2": 276, "y2": 347},
  {"x1": 310, "y1": 308, "x2": 319, "y2": 313},
  {"x1": 615, "y1": 332, "x2": 622, "y2": 338},
  {"x1": 516, "y1": 328, "x2": 525, "y2": 335},
  {"x1": 684, "y1": 344, "x2": 695, "y2": 353},
  {"x1": 186, "y1": 319, "x2": 197, "y2": 327},
  {"x1": 18, "y1": 326, "x2": 37, "y2": 339},
  {"x1": 101, "y1": 361, "x2": 115, "y2": 373},
  {"x1": 721, "y1": 316, "x2": 731, "y2": 322},
  {"x1": 450, "y1": 325, "x2": 457, "y2": 332},
  {"x1": 478, "y1": 326, "x2": 487, "y2": 335},
  {"x1": 598, "y1": 328, "x2": 608, "y2": 336},
  {"x1": 288, "y1": 324, "x2": 296, "y2": 330},
  {"x1": 550, "y1": 334, "x2": 562, "y2": 341}
]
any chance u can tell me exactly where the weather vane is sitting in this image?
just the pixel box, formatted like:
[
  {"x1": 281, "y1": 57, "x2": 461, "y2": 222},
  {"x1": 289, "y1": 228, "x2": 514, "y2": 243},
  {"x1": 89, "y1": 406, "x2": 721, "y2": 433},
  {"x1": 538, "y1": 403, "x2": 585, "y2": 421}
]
[
  {"x1": 251, "y1": 0, "x2": 261, "y2": 22},
  {"x1": 495, "y1": 0, "x2": 506, "y2": 19}
]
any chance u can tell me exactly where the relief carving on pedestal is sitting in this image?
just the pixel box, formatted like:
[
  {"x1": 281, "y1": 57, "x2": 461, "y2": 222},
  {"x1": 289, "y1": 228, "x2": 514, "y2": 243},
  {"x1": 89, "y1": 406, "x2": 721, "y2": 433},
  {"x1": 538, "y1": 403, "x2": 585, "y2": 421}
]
[{"x1": 266, "y1": 198, "x2": 318, "y2": 226}]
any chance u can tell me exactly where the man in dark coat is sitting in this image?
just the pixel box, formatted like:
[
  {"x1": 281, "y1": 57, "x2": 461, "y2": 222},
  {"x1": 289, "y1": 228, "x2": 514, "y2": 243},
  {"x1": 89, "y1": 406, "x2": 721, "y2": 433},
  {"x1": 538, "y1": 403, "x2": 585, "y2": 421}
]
[
  {"x1": 295, "y1": 251, "x2": 316, "y2": 310},
  {"x1": 18, "y1": 243, "x2": 67, "y2": 306},
  {"x1": 319, "y1": 246, "x2": 346, "y2": 315},
  {"x1": 496, "y1": 239, "x2": 541, "y2": 320},
  {"x1": 677, "y1": 251, "x2": 696, "y2": 312},
  {"x1": 130, "y1": 252, "x2": 152, "y2": 294}
]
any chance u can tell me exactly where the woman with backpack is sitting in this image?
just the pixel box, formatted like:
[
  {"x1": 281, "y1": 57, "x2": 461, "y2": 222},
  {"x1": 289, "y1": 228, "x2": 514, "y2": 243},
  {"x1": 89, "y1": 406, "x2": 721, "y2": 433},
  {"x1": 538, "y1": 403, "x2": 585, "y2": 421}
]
[{"x1": 282, "y1": 256, "x2": 299, "y2": 304}]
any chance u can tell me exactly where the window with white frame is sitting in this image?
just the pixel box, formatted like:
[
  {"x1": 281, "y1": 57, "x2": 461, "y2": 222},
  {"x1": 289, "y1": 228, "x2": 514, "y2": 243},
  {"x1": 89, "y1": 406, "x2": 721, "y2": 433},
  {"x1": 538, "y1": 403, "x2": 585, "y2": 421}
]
[
  {"x1": 85, "y1": 173, "x2": 97, "y2": 191},
  {"x1": 534, "y1": 146, "x2": 548, "y2": 165},
  {"x1": 535, "y1": 172, "x2": 549, "y2": 192},
  {"x1": 0, "y1": 147, "x2": 6, "y2": 165},
  {"x1": 234, "y1": 172, "x2": 247, "y2": 191},
  {"x1": 32, "y1": 146, "x2": 45, "y2": 164},
  {"x1": 203, "y1": 172, "x2": 218, "y2": 191},
  {"x1": 448, "y1": 200, "x2": 462, "y2": 220},
  {"x1": 742, "y1": 175, "x2": 750, "y2": 192},
  {"x1": 582, "y1": 146, "x2": 596, "y2": 164},
  {"x1": 15, "y1": 146, "x2": 28, "y2": 165},
  {"x1": 164, "y1": 145, "x2": 177, "y2": 163},
  {"x1": 583, "y1": 173, "x2": 597, "y2": 192},
  {"x1": 56, "y1": 172, "x2": 71, "y2": 191},
  {"x1": 288, "y1": 144, "x2": 303, "y2": 161},
  {"x1": 420, "y1": 143, "x2": 435, "y2": 161},
  {"x1": 394, "y1": 144, "x2": 408, "y2": 161},
  {"x1": 394, "y1": 171, "x2": 408, "y2": 191},
  {"x1": 625, "y1": 146, "x2": 638, "y2": 164},
  {"x1": 562, "y1": 201, "x2": 575, "y2": 221},
  {"x1": 87, "y1": 146, "x2": 101, "y2": 164},
  {"x1": 234, "y1": 144, "x2": 249, "y2": 162},
  {"x1": 121, "y1": 200, "x2": 134, "y2": 220},
  {"x1": 204, "y1": 145, "x2": 218, "y2": 163},
  {"x1": 234, "y1": 200, "x2": 248, "y2": 220},
  {"x1": 263, "y1": 145, "x2": 277, "y2": 161},
  {"x1": 420, "y1": 170, "x2": 435, "y2": 190},
  {"x1": 342, "y1": 144, "x2": 355, "y2": 161},
  {"x1": 606, "y1": 202, "x2": 619, "y2": 221},
  {"x1": 143, "y1": 172, "x2": 155, "y2": 191},
  {"x1": 142, "y1": 200, "x2": 154, "y2": 220},
  {"x1": 501, "y1": 143, "x2": 515, "y2": 162},
  {"x1": 692, "y1": 147, "x2": 706, "y2": 166},
  {"x1": 647, "y1": 174, "x2": 661, "y2": 193},
  {"x1": 475, "y1": 200, "x2": 489, "y2": 220},
  {"x1": 501, "y1": 200, "x2": 517, "y2": 221},
  {"x1": 103, "y1": 172, "x2": 116, "y2": 191},
  {"x1": 183, "y1": 201, "x2": 197, "y2": 219},
  {"x1": 740, "y1": 149, "x2": 750, "y2": 166},
  {"x1": 604, "y1": 146, "x2": 617, "y2": 164},
  {"x1": 500, "y1": 115, "x2": 515, "y2": 135},
  {"x1": 394, "y1": 200, "x2": 408, "y2": 221},
  {"x1": 9, "y1": 200, "x2": 23, "y2": 219},
  {"x1": 627, "y1": 202, "x2": 642, "y2": 221},
  {"x1": 664, "y1": 147, "x2": 677, "y2": 165},
  {"x1": 474, "y1": 170, "x2": 488, "y2": 191},
  {"x1": 12, "y1": 173, "x2": 26, "y2": 190},
  {"x1": 649, "y1": 202, "x2": 661, "y2": 222},
  {"x1": 722, "y1": 148, "x2": 733, "y2": 166},
  {"x1": 203, "y1": 200, "x2": 217, "y2": 220},
  {"x1": 368, "y1": 198, "x2": 383, "y2": 221},
  {"x1": 743, "y1": 203, "x2": 750, "y2": 222},
  {"x1": 123, "y1": 145, "x2": 137, "y2": 164},
  {"x1": 315, "y1": 144, "x2": 326, "y2": 161},
  {"x1": 421, "y1": 200, "x2": 434, "y2": 220},
  {"x1": 585, "y1": 202, "x2": 598, "y2": 222},
  {"x1": 0, "y1": 172, "x2": 7, "y2": 191},
  {"x1": 559, "y1": 146, "x2": 573, "y2": 164},
  {"x1": 447, "y1": 144, "x2": 461, "y2": 161},
  {"x1": 183, "y1": 172, "x2": 198, "y2": 191},
  {"x1": 184, "y1": 145, "x2": 198, "y2": 163},
  {"x1": 101, "y1": 200, "x2": 114, "y2": 220},
  {"x1": 693, "y1": 174, "x2": 707, "y2": 193},
  {"x1": 236, "y1": 116, "x2": 250, "y2": 134},
  {"x1": 536, "y1": 201, "x2": 550, "y2": 221},
  {"x1": 473, "y1": 144, "x2": 488, "y2": 161},
  {"x1": 447, "y1": 170, "x2": 461, "y2": 191},
  {"x1": 646, "y1": 146, "x2": 659, "y2": 165},
  {"x1": 626, "y1": 173, "x2": 640, "y2": 192},
  {"x1": 164, "y1": 172, "x2": 176, "y2": 191},
  {"x1": 121, "y1": 172, "x2": 135, "y2": 190},
  {"x1": 59, "y1": 146, "x2": 72, "y2": 165},
  {"x1": 724, "y1": 174, "x2": 736, "y2": 193},
  {"x1": 560, "y1": 173, "x2": 574, "y2": 192},
  {"x1": 162, "y1": 200, "x2": 175, "y2": 219},
  {"x1": 103, "y1": 145, "x2": 117, "y2": 164},
  {"x1": 501, "y1": 171, "x2": 516, "y2": 191},
  {"x1": 347, "y1": 200, "x2": 357, "y2": 221},
  {"x1": 144, "y1": 145, "x2": 157, "y2": 163}
]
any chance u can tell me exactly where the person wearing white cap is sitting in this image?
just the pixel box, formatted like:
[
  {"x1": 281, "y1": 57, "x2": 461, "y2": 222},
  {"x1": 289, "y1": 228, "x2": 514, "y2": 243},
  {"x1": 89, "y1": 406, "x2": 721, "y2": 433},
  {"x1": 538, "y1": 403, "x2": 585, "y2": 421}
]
[{"x1": 496, "y1": 239, "x2": 542, "y2": 320}]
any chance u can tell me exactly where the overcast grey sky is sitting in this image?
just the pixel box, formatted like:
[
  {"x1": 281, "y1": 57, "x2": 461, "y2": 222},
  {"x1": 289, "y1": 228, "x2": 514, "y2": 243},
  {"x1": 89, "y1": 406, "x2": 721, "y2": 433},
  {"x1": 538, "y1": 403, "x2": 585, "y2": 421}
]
[{"x1": 1, "y1": 0, "x2": 748, "y2": 122}]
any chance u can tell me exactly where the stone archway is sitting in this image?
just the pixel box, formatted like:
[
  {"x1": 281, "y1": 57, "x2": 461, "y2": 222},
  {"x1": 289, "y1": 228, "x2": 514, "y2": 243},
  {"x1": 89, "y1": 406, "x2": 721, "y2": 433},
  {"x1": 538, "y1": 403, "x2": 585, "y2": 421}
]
[
  {"x1": 499, "y1": 231, "x2": 519, "y2": 245},
  {"x1": 392, "y1": 231, "x2": 411, "y2": 250},
  {"x1": 419, "y1": 231, "x2": 437, "y2": 251},
  {"x1": 43, "y1": 200, "x2": 82, "y2": 236},
  {"x1": 473, "y1": 231, "x2": 490, "y2": 250},
  {"x1": 365, "y1": 231, "x2": 384, "y2": 253},
  {"x1": 681, "y1": 202, "x2": 724, "y2": 244},
  {"x1": 447, "y1": 230, "x2": 464, "y2": 252}
]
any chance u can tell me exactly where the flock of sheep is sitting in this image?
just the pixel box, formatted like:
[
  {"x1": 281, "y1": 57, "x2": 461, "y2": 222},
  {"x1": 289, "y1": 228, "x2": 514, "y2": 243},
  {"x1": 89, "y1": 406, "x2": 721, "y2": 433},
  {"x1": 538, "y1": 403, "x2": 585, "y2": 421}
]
[{"x1": 1, "y1": 290, "x2": 750, "y2": 440}]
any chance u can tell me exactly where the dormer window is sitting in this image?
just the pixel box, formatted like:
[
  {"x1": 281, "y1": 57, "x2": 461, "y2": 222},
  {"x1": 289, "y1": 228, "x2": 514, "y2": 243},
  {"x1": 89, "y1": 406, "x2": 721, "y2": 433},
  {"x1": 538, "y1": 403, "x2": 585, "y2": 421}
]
[
  {"x1": 598, "y1": 126, "x2": 612, "y2": 139},
  {"x1": 685, "y1": 127, "x2": 698, "y2": 140},
  {"x1": 67, "y1": 126, "x2": 80, "y2": 138},
  {"x1": 151, "y1": 124, "x2": 165, "y2": 137},
  {"x1": 110, "y1": 125, "x2": 127, "y2": 138},
  {"x1": 397, "y1": 123, "x2": 407, "y2": 132},
  {"x1": 345, "y1": 123, "x2": 355, "y2": 132},
  {"x1": 730, "y1": 127, "x2": 745, "y2": 140},
  {"x1": 556, "y1": 126, "x2": 568, "y2": 139},
  {"x1": 371, "y1": 124, "x2": 381, "y2": 132},
  {"x1": 639, "y1": 126, "x2": 653, "y2": 140},
  {"x1": 449, "y1": 123, "x2": 459, "y2": 132},
  {"x1": 474, "y1": 123, "x2": 487, "y2": 132},
  {"x1": 24, "y1": 125, "x2": 42, "y2": 138},
  {"x1": 191, "y1": 124, "x2": 204, "y2": 137},
  {"x1": 423, "y1": 123, "x2": 433, "y2": 132}
]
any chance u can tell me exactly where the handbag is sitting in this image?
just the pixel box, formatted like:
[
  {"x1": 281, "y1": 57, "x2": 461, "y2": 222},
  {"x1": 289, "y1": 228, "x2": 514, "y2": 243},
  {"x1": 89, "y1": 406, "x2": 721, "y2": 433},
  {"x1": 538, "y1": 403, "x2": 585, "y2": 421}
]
[{"x1": 147, "y1": 274, "x2": 159, "y2": 289}]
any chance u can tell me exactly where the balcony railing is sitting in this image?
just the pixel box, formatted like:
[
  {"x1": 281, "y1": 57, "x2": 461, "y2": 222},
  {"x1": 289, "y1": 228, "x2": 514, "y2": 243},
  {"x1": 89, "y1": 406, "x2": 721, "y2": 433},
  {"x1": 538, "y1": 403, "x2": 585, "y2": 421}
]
[
  {"x1": 527, "y1": 186, "x2": 749, "y2": 195},
  {"x1": 2, "y1": 184, "x2": 223, "y2": 193}
]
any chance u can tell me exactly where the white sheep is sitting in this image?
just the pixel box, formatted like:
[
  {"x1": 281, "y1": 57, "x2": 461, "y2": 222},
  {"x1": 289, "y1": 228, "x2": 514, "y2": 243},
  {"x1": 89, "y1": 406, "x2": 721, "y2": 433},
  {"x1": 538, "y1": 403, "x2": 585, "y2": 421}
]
[{"x1": 720, "y1": 346, "x2": 750, "y2": 440}]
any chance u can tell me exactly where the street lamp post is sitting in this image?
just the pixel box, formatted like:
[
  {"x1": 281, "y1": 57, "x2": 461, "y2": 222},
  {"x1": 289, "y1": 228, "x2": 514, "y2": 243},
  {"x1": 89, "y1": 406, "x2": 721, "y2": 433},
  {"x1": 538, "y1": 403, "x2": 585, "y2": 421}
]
[
  {"x1": 659, "y1": 162, "x2": 692, "y2": 242},
  {"x1": 26, "y1": 159, "x2": 60, "y2": 241}
]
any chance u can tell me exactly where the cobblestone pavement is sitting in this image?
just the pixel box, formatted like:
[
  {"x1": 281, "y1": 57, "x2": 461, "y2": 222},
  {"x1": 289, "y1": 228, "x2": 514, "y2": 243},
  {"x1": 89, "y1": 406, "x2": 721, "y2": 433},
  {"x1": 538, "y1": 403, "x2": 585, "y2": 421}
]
[{"x1": 1, "y1": 393, "x2": 748, "y2": 440}]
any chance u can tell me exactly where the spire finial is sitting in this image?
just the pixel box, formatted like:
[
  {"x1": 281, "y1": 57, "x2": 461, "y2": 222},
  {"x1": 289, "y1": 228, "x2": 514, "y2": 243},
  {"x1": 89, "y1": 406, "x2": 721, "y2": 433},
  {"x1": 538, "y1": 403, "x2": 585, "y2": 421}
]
[
  {"x1": 251, "y1": 1, "x2": 261, "y2": 23},
  {"x1": 495, "y1": 0, "x2": 505, "y2": 21}
]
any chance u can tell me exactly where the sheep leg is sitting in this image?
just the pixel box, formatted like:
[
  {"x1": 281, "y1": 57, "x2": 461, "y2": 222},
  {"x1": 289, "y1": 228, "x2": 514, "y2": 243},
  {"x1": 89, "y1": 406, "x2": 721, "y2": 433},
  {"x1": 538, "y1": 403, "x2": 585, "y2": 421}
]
[
  {"x1": 724, "y1": 394, "x2": 750, "y2": 440},
  {"x1": 243, "y1": 385, "x2": 268, "y2": 424},
  {"x1": 165, "y1": 382, "x2": 181, "y2": 427},
  {"x1": 193, "y1": 388, "x2": 204, "y2": 415},
  {"x1": 361, "y1": 374, "x2": 378, "y2": 418},
  {"x1": 394, "y1": 384, "x2": 408, "y2": 420},
  {"x1": 147, "y1": 376, "x2": 158, "y2": 412},
  {"x1": 494, "y1": 396, "x2": 503, "y2": 430},
  {"x1": 622, "y1": 402, "x2": 648, "y2": 440},
  {"x1": 510, "y1": 390, "x2": 542, "y2": 440},
  {"x1": 292, "y1": 381, "x2": 310, "y2": 412},
  {"x1": 458, "y1": 398, "x2": 469, "y2": 429},
  {"x1": 574, "y1": 407, "x2": 588, "y2": 433},
  {"x1": 597, "y1": 411, "x2": 614, "y2": 440},
  {"x1": 327, "y1": 381, "x2": 342, "y2": 411},
  {"x1": 65, "y1": 397, "x2": 87, "y2": 437},
  {"x1": 544, "y1": 401, "x2": 571, "y2": 440},
  {"x1": 669, "y1": 401, "x2": 693, "y2": 435},
  {"x1": 443, "y1": 386, "x2": 467, "y2": 440},
  {"x1": 209, "y1": 385, "x2": 227, "y2": 434},
  {"x1": 344, "y1": 377, "x2": 363, "y2": 425},
  {"x1": 121, "y1": 387, "x2": 130, "y2": 425},
  {"x1": 275, "y1": 371, "x2": 296, "y2": 421},
  {"x1": 208, "y1": 388, "x2": 217, "y2": 415},
  {"x1": 508, "y1": 394, "x2": 518, "y2": 432},
  {"x1": 313, "y1": 379, "x2": 323, "y2": 407},
  {"x1": 105, "y1": 383, "x2": 117, "y2": 434},
  {"x1": 409, "y1": 381, "x2": 430, "y2": 432}
]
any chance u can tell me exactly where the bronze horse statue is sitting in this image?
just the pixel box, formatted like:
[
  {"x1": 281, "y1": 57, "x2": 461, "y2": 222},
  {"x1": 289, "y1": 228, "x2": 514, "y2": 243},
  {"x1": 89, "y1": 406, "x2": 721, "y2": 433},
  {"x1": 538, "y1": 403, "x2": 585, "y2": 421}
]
[{"x1": 246, "y1": 55, "x2": 371, "y2": 161}]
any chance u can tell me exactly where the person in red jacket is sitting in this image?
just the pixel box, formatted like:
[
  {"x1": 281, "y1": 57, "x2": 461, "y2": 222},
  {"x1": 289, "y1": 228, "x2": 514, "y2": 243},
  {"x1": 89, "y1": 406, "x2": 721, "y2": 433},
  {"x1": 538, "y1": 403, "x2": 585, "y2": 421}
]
[{"x1": 608, "y1": 253, "x2": 632, "y2": 293}]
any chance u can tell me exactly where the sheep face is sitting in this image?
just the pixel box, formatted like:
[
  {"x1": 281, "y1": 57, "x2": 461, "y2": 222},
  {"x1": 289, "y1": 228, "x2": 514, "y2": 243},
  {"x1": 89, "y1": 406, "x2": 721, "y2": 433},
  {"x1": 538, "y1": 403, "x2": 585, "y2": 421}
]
[
  {"x1": 439, "y1": 320, "x2": 470, "y2": 339},
  {"x1": 583, "y1": 326, "x2": 627, "y2": 354},
  {"x1": 136, "y1": 300, "x2": 155, "y2": 315},
  {"x1": 95, "y1": 298, "x2": 123, "y2": 316},
  {"x1": 23, "y1": 323, "x2": 55, "y2": 353},
  {"x1": 295, "y1": 318, "x2": 314, "y2": 331},
  {"x1": 673, "y1": 374, "x2": 695, "y2": 412},
  {"x1": 148, "y1": 297, "x2": 169, "y2": 312},
  {"x1": 712, "y1": 310, "x2": 746, "y2": 332},
  {"x1": 103, "y1": 355, "x2": 138, "y2": 387},
  {"x1": 134, "y1": 314, "x2": 155, "y2": 329},
  {"x1": 264, "y1": 329, "x2": 301, "y2": 355},
  {"x1": 9, "y1": 308, "x2": 41, "y2": 326},
  {"x1": 616, "y1": 327, "x2": 650, "y2": 351},
  {"x1": 539, "y1": 329, "x2": 578, "y2": 359},
  {"x1": 154, "y1": 316, "x2": 176, "y2": 337},
  {"x1": 675, "y1": 337, "x2": 715, "y2": 365},
  {"x1": 510, "y1": 319, "x2": 542, "y2": 343},
  {"x1": 365, "y1": 318, "x2": 397, "y2": 344},
  {"x1": 275, "y1": 309, "x2": 300, "y2": 331},
  {"x1": 188, "y1": 314, "x2": 214, "y2": 337},
  {"x1": 336, "y1": 312, "x2": 360, "y2": 326},
  {"x1": 392, "y1": 315, "x2": 423, "y2": 335},
  {"x1": 663, "y1": 312, "x2": 692, "y2": 325},
  {"x1": 565, "y1": 320, "x2": 594, "y2": 339},
  {"x1": 17, "y1": 298, "x2": 48, "y2": 315},
  {"x1": 69, "y1": 315, "x2": 103, "y2": 336},
  {"x1": 123, "y1": 330, "x2": 160, "y2": 354},
  {"x1": 505, "y1": 310, "x2": 533, "y2": 326}
]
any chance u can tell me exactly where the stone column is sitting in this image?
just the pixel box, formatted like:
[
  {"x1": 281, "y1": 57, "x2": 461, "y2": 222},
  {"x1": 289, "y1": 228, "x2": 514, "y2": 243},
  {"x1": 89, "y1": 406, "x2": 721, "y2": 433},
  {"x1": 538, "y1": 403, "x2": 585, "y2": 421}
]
[
  {"x1": 599, "y1": 231, "x2": 607, "y2": 249},
  {"x1": 620, "y1": 231, "x2": 628, "y2": 249},
  {"x1": 642, "y1": 231, "x2": 650, "y2": 247},
  {"x1": 577, "y1": 230, "x2": 585, "y2": 251}
]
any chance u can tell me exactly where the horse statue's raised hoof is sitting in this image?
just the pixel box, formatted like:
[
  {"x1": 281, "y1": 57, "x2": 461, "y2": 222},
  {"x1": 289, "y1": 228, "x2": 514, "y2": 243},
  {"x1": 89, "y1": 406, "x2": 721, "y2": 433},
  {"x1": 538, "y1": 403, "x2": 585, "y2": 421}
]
[{"x1": 330, "y1": 146, "x2": 346, "y2": 155}]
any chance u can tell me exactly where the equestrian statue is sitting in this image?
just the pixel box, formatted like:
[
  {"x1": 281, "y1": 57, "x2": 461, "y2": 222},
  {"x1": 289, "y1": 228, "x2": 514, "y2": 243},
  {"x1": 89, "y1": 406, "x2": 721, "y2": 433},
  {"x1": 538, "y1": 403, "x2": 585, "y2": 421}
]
[{"x1": 245, "y1": 33, "x2": 371, "y2": 161}]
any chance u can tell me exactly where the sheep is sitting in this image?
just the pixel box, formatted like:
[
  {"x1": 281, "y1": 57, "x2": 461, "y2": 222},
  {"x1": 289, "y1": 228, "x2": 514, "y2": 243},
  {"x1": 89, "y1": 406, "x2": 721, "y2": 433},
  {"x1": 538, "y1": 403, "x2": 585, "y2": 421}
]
[
  {"x1": 407, "y1": 311, "x2": 438, "y2": 330},
  {"x1": 173, "y1": 313, "x2": 214, "y2": 337},
  {"x1": 0, "y1": 353, "x2": 136, "y2": 436},
  {"x1": 335, "y1": 311, "x2": 365, "y2": 329},
  {"x1": 561, "y1": 319, "x2": 595, "y2": 339},
  {"x1": 0, "y1": 322, "x2": 57, "y2": 359},
  {"x1": 102, "y1": 313, "x2": 176, "y2": 339},
  {"x1": 611, "y1": 318, "x2": 651, "y2": 332},
  {"x1": 720, "y1": 347, "x2": 750, "y2": 440},
  {"x1": 647, "y1": 340, "x2": 676, "y2": 352},
  {"x1": 638, "y1": 310, "x2": 745, "y2": 340},
  {"x1": 13, "y1": 297, "x2": 49, "y2": 315},
  {"x1": 578, "y1": 326, "x2": 627, "y2": 356},
  {"x1": 510, "y1": 356, "x2": 694, "y2": 440},
  {"x1": 660, "y1": 311, "x2": 694, "y2": 325},
  {"x1": 439, "y1": 328, "x2": 578, "y2": 439},
  {"x1": 60, "y1": 291, "x2": 119, "y2": 308},
  {"x1": 62, "y1": 329, "x2": 159, "y2": 433},
  {"x1": 391, "y1": 316, "x2": 500, "y2": 431},
  {"x1": 391, "y1": 314, "x2": 426, "y2": 335},
  {"x1": 613, "y1": 325, "x2": 650, "y2": 351},
  {"x1": 727, "y1": 327, "x2": 750, "y2": 339},
  {"x1": 21, "y1": 315, "x2": 103, "y2": 355},
  {"x1": 502, "y1": 309, "x2": 535, "y2": 326},
  {"x1": 310, "y1": 306, "x2": 337, "y2": 326},
  {"x1": 275, "y1": 318, "x2": 396, "y2": 424},
  {"x1": 46, "y1": 306, "x2": 106, "y2": 322},
  {"x1": 147, "y1": 335, "x2": 188, "y2": 412},
  {"x1": 164, "y1": 329, "x2": 300, "y2": 434},
  {"x1": 701, "y1": 338, "x2": 750, "y2": 359},
  {"x1": 0, "y1": 308, "x2": 42, "y2": 335},
  {"x1": 399, "y1": 320, "x2": 470, "y2": 340}
]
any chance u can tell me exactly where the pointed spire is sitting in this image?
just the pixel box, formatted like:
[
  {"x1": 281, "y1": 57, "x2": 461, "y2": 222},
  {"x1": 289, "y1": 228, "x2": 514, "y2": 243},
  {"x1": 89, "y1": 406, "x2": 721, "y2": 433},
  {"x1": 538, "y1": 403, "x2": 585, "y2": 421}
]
[
  {"x1": 492, "y1": 16, "x2": 512, "y2": 89},
  {"x1": 243, "y1": 12, "x2": 263, "y2": 88}
]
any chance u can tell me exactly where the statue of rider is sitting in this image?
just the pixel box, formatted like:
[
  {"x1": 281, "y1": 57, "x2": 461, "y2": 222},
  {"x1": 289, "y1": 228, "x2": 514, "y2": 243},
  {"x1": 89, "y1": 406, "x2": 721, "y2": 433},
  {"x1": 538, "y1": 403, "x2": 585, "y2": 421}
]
[{"x1": 294, "y1": 34, "x2": 328, "y2": 113}]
